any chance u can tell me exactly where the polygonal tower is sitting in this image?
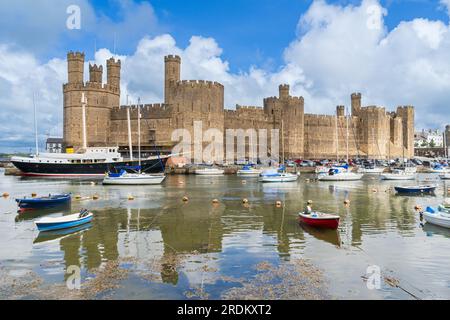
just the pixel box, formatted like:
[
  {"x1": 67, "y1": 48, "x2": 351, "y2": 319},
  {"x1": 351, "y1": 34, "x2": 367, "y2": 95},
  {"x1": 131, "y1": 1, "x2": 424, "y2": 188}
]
[
  {"x1": 351, "y1": 92, "x2": 361, "y2": 116},
  {"x1": 67, "y1": 51, "x2": 85, "y2": 84},
  {"x1": 164, "y1": 55, "x2": 181, "y2": 104}
]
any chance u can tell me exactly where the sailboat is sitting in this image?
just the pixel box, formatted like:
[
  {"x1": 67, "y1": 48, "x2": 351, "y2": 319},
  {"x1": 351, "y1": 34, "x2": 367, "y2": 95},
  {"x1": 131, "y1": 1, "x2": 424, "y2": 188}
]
[
  {"x1": 318, "y1": 108, "x2": 362, "y2": 181},
  {"x1": 358, "y1": 129, "x2": 385, "y2": 174},
  {"x1": 259, "y1": 120, "x2": 298, "y2": 183},
  {"x1": 103, "y1": 98, "x2": 166, "y2": 185},
  {"x1": 381, "y1": 141, "x2": 416, "y2": 180}
]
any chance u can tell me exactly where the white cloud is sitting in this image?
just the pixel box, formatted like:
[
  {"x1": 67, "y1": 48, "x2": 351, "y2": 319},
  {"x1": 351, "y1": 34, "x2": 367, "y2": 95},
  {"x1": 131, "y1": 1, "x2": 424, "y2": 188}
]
[
  {"x1": 441, "y1": 0, "x2": 450, "y2": 16},
  {"x1": 1, "y1": 0, "x2": 450, "y2": 152}
]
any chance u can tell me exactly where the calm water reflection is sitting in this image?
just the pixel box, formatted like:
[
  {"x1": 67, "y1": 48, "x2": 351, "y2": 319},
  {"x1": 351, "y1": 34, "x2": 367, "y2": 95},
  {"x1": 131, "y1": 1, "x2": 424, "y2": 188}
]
[{"x1": 0, "y1": 171, "x2": 449, "y2": 299}]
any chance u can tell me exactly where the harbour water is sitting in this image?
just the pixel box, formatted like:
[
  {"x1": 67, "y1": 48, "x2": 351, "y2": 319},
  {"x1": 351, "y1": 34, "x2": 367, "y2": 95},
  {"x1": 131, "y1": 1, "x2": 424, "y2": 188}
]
[{"x1": 1, "y1": 168, "x2": 449, "y2": 299}]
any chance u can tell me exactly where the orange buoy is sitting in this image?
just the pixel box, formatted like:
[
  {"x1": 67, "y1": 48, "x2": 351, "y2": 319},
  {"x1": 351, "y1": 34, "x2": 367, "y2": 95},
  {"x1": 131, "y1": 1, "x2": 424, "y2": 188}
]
[
  {"x1": 276, "y1": 201, "x2": 282, "y2": 207},
  {"x1": 2, "y1": 192, "x2": 9, "y2": 198},
  {"x1": 182, "y1": 196, "x2": 189, "y2": 202},
  {"x1": 212, "y1": 198, "x2": 219, "y2": 204},
  {"x1": 93, "y1": 194, "x2": 99, "y2": 200},
  {"x1": 31, "y1": 192, "x2": 37, "y2": 198},
  {"x1": 414, "y1": 205, "x2": 422, "y2": 211}
]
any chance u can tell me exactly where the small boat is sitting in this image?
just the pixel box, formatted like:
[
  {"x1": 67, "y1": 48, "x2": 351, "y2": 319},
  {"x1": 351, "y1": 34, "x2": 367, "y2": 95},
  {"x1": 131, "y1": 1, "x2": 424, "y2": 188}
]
[
  {"x1": 439, "y1": 173, "x2": 450, "y2": 180},
  {"x1": 358, "y1": 166, "x2": 385, "y2": 174},
  {"x1": 35, "y1": 209, "x2": 93, "y2": 232},
  {"x1": 195, "y1": 167, "x2": 225, "y2": 176},
  {"x1": 318, "y1": 166, "x2": 363, "y2": 181},
  {"x1": 103, "y1": 166, "x2": 165, "y2": 185},
  {"x1": 259, "y1": 166, "x2": 298, "y2": 183},
  {"x1": 421, "y1": 206, "x2": 450, "y2": 229},
  {"x1": 394, "y1": 185, "x2": 436, "y2": 194},
  {"x1": 298, "y1": 211, "x2": 340, "y2": 229},
  {"x1": 381, "y1": 169, "x2": 416, "y2": 180},
  {"x1": 16, "y1": 193, "x2": 71, "y2": 209},
  {"x1": 429, "y1": 164, "x2": 447, "y2": 173},
  {"x1": 237, "y1": 165, "x2": 262, "y2": 176}
]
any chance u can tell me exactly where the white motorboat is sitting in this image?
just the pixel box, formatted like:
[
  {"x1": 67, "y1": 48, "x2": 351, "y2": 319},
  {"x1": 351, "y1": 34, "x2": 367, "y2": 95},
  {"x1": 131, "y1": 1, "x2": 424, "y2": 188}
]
[
  {"x1": 358, "y1": 166, "x2": 385, "y2": 174},
  {"x1": 318, "y1": 166, "x2": 363, "y2": 181},
  {"x1": 237, "y1": 165, "x2": 262, "y2": 176},
  {"x1": 195, "y1": 168, "x2": 225, "y2": 176},
  {"x1": 422, "y1": 205, "x2": 450, "y2": 229},
  {"x1": 381, "y1": 169, "x2": 416, "y2": 180},
  {"x1": 259, "y1": 172, "x2": 298, "y2": 183},
  {"x1": 439, "y1": 173, "x2": 450, "y2": 180},
  {"x1": 103, "y1": 168, "x2": 166, "y2": 185}
]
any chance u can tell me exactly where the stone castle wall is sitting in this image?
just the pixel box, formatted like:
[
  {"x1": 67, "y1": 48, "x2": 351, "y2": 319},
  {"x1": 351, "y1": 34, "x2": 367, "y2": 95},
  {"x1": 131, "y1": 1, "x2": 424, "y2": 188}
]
[{"x1": 63, "y1": 51, "x2": 415, "y2": 159}]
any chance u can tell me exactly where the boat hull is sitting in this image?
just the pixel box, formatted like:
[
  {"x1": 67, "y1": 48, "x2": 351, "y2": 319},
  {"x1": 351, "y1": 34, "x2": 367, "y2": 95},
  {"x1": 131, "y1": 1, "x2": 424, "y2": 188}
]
[
  {"x1": 318, "y1": 173, "x2": 363, "y2": 181},
  {"x1": 259, "y1": 174, "x2": 298, "y2": 183},
  {"x1": 237, "y1": 170, "x2": 261, "y2": 176},
  {"x1": 381, "y1": 174, "x2": 415, "y2": 180},
  {"x1": 35, "y1": 213, "x2": 93, "y2": 232},
  {"x1": 103, "y1": 175, "x2": 166, "y2": 185},
  {"x1": 358, "y1": 167, "x2": 385, "y2": 174},
  {"x1": 195, "y1": 169, "x2": 225, "y2": 176},
  {"x1": 423, "y1": 210, "x2": 450, "y2": 229},
  {"x1": 298, "y1": 213, "x2": 340, "y2": 229},
  {"x1": 394, "y1": 186, "x2": 436, "y2": 194},
  {"x1": 439, "y1": 173, "x2": 450, "y2": 180},
  {"x1": 12, "y1": 158, "x2": 168, "y2": 177},
  {"x1": 16, "y1": 194, "x2": 71, "y2": 209}
]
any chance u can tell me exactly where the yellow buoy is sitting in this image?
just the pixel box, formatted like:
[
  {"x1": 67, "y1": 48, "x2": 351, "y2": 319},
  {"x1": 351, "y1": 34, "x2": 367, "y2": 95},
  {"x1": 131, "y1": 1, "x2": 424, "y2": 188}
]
[
  {"x1": 414, "y1": 205, "x2": 422, "y2": 211},
  {"x1": 2, "y1": 192, "x2": 9, "y2": 198},
  {"x1": 212, "y1": 198, "x2": 219, "y2": 204},
  {"x1": 128, "y1": 195, "x2": 135, "y2": 201},
  {"x1": 242, "y1": 198, "x2": 249, "y2": 204},
  {"x1": 74, "y1": 194, "x2": 82, "y2": 200},
  {"x1": 182, "y1": 196, "x2": 189, "y2": 202},
  {"x1": 93, "y1": 194, "x2": 99, "y2": 200},
  {"x1": 276, "y1": 201, "x2": 282, "y2": 207},
  {"x1": 31, "y1": 192, "x2": 37, "y2": 198},
  {"x1": 344, "y1": 199, "x2": 350, "y2": 205}
]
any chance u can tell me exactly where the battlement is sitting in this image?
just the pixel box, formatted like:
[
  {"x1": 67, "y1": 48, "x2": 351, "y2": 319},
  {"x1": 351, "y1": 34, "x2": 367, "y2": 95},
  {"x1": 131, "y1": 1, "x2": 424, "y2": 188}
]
[
  {"x1": 107, "y1": 57, "x2": 121, "y2": 67},
  {"x1": 175, "y1": 80, "x2": 224, "y2": 89},
  {"x1": 63, "y1": 82, "x2": 120, "y2": 94},
  {"x1": 89, "y1": 64, "x2": 103, "y2": 72},
  {"x1": 351, "y1": 92, "x2": 362, "y2": 99},
  {"x1": 236, "y1": 105, "x2": 264, "y2": 110},
  {"x1": 111, "y1": 104, "x2": 171, "y2": 120},
  {"x1": 361, "y1": 105, "x2": 386, "y2": 114},
  {"x1": 165, "y1": 55, "x2": 181, "y2": 63},
  {"x1": 67, "y1": 51, "x2": 85, "y2": 60}
]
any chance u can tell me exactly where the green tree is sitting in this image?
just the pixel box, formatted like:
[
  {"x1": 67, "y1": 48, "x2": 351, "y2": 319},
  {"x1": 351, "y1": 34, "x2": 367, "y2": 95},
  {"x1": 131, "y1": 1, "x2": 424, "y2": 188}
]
[{"x1": 429, "y1": 139, "x2": 436, "y2": 148}]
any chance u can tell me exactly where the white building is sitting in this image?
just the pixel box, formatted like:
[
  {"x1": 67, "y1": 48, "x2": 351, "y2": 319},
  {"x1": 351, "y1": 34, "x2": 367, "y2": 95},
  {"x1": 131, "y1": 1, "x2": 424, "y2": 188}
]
[{"x1": 415, "y1": 129, "x2": 444, "y2": 148}]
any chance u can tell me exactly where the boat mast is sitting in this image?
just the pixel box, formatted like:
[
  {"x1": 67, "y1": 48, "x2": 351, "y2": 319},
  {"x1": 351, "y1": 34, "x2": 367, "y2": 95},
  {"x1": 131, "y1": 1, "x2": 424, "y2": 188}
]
[
  {"x1": 33, "y1": 93, "x2": 39, "y2": 156},
  {"x1": 346, "y1": 107, "x2": 349, "y2": 164},
  {"x1": 335, "y1": 114, "x2": 339, "y2": 161},
  {"x1": 281, "y1": 119, "x2": 285, "y2": 167},
  {"x1": 443, "y1": 129, "x2": 447, "y2": 159},
  {"x1": 137, "y1": 97, "x2": 142, "y2": 172},
  {"x1": 81, "y1": 92, "x2": 88, "y2": 150},
  {"x1": 126, "y1": 95, "x2": 133, "y2": 161}
]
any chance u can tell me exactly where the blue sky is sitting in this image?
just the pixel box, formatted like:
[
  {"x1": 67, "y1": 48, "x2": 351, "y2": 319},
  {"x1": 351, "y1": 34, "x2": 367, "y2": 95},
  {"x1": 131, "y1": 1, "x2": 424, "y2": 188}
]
[{"x1": 1, "y1": 0, "x2": 450, "y2": 153}]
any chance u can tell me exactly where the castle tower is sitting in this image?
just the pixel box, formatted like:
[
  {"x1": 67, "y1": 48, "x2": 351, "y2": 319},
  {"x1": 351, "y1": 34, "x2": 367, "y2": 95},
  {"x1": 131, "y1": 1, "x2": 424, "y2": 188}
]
[
  {"x1": 351, "y1": 93, "x2": 361, "y2": 116},
  {"x1": 67, "y1": 52, "x2": 85, "y2": 84},
  {"x1": 89, "y1": 64, "x2": 103, "y2": 83},
  {"x1": 63, "y1": 52, "x2": 121, "y2": 150},
  {"x1": 396, "y1": 106, "x2": 415, "y2": 158},
  {"x1": 279, "y1": 84, "x2": 290, "y2": 100},
  {"x1": 164, "y1": 55, "x2": 181, "y2": 104},
  {"x1": 336, "y1": 105, "x2": 345, "y2": 117},
  {"x1": 107, "y1": 57, "x2": 121, "y2": 89}
]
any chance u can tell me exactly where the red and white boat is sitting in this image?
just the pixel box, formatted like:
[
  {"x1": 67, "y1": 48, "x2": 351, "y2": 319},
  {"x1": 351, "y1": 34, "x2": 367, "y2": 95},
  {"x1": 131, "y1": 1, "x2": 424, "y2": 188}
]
[{"x1": 298, "y1": 211, "x2": 340, "y2": 229}]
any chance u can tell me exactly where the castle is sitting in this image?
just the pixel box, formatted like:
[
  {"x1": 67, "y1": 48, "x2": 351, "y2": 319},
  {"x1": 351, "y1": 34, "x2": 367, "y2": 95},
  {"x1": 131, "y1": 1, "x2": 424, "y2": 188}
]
[{"x1": 63, "y1": 52, "x2": 415, "y2": 160}]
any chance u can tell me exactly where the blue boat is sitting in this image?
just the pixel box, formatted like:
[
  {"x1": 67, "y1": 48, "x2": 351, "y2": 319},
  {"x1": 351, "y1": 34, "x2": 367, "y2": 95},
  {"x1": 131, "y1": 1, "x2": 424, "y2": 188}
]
[
  {"x1": 394, "y1": 185, "x2": 436, "y2": 194},
  {"x1": 35, "y1": 209, "x2": 93, "y2": 232},
  {"x1": 16, "y1": 193, "x2": 71, "y2": 209}
]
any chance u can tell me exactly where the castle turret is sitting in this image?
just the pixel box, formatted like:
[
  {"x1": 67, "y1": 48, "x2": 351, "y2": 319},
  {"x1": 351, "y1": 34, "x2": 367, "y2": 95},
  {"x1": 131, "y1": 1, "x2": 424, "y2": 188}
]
[
  {"x1": 67, "y1": 51, "x2": 85, "y2": 84},
  {"x1": 351, "y1": 92, "x2": 361, "y2": 116},
  {"x1": 89, "y1": 64, "x2": 103, "y2": 83},
  {"x1": 279, "y1": 84, "x2": 290, "y2": 100},
  {"x1": 164, "y1": 55, "x2": 181, "y2": 104},
  {"x1": 336, "y1": 105, "x2": 345, "y2": 117},
  {"x1": 107, "y1": 57, "x2": 121, "y2": 89}
]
